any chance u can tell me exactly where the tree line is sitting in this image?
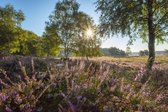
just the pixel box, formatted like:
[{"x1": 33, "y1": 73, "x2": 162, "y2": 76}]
[
  {"x1": 1, "y1": 0, "x2": 168, "y2": 69},
  {"x1": 0, "y1": 5, "x2": 51, "y2": 56},
  {"x1": 101, "y1": 47, "x2": 127, "y2": 57},
  {"x1": 0, "y1": 1, "x2": 101, "y2": 58}
]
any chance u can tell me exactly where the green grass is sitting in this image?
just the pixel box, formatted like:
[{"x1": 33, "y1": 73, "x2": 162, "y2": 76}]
[{"x1": 89, "y1": 55, "x2": 168, "y2": 64}]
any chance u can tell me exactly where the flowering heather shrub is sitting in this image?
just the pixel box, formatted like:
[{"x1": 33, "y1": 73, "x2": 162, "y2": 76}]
[
  {"x1": 133, "y1": 65, "x2": 168, "y2": 111},
  {"x1": 0, "y1": 57, "x2": 167, "y2": 112},
  {"x1": 0, "y1": 59, "x2": 53, "y2": 112}
]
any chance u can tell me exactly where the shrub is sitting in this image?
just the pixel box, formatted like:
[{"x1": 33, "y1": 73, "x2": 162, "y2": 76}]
[{"x1": 0, "y1": 57, "x2": 167, "y2": 111}]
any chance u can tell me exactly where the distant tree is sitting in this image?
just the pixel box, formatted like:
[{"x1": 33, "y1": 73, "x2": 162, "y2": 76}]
[
  {"x1": 0, "y1": 4, "x2": 25, "y2": 53},
  {"x1": 46, "y1": 0, "x2": 79, "y2": 59},
  {"x1": 25, "y1": 31, "x2": 44, "y2": 57},
  {"x1": 108, "y1": 47, "x2": 126, "y2": 57},
  {"x1": 139, "y1": 50, "x2": 149, "y2": 56},
  {"x1": 8, "y1": 29, "x2": 44, "y2": 56},
  {"x1": 47, "y1": 1, "x2": 101, "y2": 58},
  {"x1": 100, "y1": 48, "x2": 111, "y2": 56},
  {"x1": 43, "y1": 23, "x2": 61, "y2": 57},
  {"x1": 10, "y1": 29, "x2": 28, "y2": 55},
  {"x1": 144, "y1": 50, "x2": 149, "y2": 56},
  {"x1": 165, "y1": 49, "x2": 168, "y2": 54},
  {"x1": 0, "y1": 5, "x2": 46, "y2": 57},
  {"x1": 96, "y1": 0, "x2": 168, "y2": 69},
  {"x1": 74, "y1": 34, "x2": 101, "y2": 59},
  {"x1": 72, "y1": 11, "x2": 101, "y2": 58},
  {"x1": 126, "y1": 46, "x2": 132, "y2": 56}
]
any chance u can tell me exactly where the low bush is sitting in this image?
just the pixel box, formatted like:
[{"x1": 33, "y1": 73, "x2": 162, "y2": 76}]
[{"x1": 0, "y1": 57, "x2": 167, "y2": 111}]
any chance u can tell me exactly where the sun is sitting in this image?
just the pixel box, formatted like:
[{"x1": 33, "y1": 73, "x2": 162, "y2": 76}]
[{"x1": 86, "y1": 29, "x2": 93, "y2": 37}]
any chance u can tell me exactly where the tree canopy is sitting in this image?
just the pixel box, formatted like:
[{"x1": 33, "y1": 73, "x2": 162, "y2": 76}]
[
  {"x1": 72, "y1": 11, "x2": 101, "y2": 58},
  {"x1": 0, "y1": 5, "x2": 45, "y2": 57},
  {"x1": 108, "y1": 47, "x2": 126, "y2": 57},
  {"x1": 0, "y1": 4, "x2": 25, "y2": 52},
  {"x1": 47, "y1": 0, "x2": 80, "y2": 58},
  {"x1": 46, "y1": 0, "x2": 101, "y2": 58},
  {"x1": 126, "y1": 46, "x2": 132, "y2": 56},
  {"x1": 139, "y1": 50, "x2": 149, "y2": 56},
  {"x1": 96, "y1": 0, "x2": 168, "y2": 69},
  {"x1": 0, "y1": 3, "x2": 101, "y2": 58},
  {"x1": 43, "y1": 22, "x2": 61, "y2": 57}
]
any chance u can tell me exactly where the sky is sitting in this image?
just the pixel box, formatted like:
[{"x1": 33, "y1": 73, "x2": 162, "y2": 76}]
[{"x1": 0, "y1": 0, "x2": 167, "y2": 52}]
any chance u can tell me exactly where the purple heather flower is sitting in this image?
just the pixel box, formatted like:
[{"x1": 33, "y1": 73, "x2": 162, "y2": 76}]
[
  {"x1": 142, "y1": 90, "x2": 150, "y2": 97},
  {"x1": 155, "y1": 94, "x2": 163, "y2": 102},
  {"x1": 18, "y1": 61, "x2": 22, "y2": 67},
  {"x1": 0, "y1": 79, "x2": 2, "y2": 84},
  {"x1": 77, "y1": 96, "x2": 82, "y2": 100},
  {"x1": 79, "y1": 61, "x2": 85, "y2": 70},
  {"x1": 68, "y1": 101, "x2": 76, "y2": 112},
  {"x1": 134, "y1": 68, "x2": 145, "y2": 81},
  {"x1": 5, "y1": 107, "x2": 12, "y2": 112},
  {"x1": 0, "y1": 93, "x2": 8, "y2": 101},
  {"x1": 103, "y1": 106, "x2": 111, "y2": 112},
  {"x1": 24, "y1": 104, "x2": 31, "y2": 110}
]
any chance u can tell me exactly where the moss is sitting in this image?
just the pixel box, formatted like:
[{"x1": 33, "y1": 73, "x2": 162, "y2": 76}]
[
  {"x1": 131, "y1": 96, "x2": 140, "y2": 106},
  {"x1": 113, "y1": 89, "x2": 123, "y2": 98}
]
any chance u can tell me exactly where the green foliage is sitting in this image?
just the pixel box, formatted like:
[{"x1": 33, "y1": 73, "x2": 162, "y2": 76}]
[
  {"x1": 100, "y1": 48, "x2": 111, "y2": 56},
  {"x1": 113, "y1": 89, "x2": 123, "y2": 98},
  {"x1": 0, "y1": 4, "x2": 25, "y2": 52},
  {"x1": 72, "y1": 12, "x2": 101, "y2": 58},
  {"x1": 47, "y1": 1, "x2": 101, "y2": 58},
  {"x1": 96, "y1": 0, "x2": 168, "y2": 69},
  {"x1": 73, "y1": 34, "x2": 101, "y2": 58},
  {"x1": 131, "y1": 96, "x2": 140, "y2": 106},
  {"x1": 126, "y1": 46, "x2": 132, "y2": 56},
  {"x1": 139, "y1": 50, "x2": 149, "y2": 56},
  {"x1": 165, "y1": 49, "x2": 168, "y2": 54},
  {"x1": 42, "y1": 23, "x2": 61, "y2": 57},
  {"x1": 108, "y1": 47, "x2": 126, "y2": 57},
  {"x1": 46, "y1": 0, "x2": 80, "y2": 58},
  {"x1": 101, "y1": 47, "x2": 127, "y2": 57},
  {"x1": 12, "y1": 30, "x2": 44, "y2": 56},
  {"x1": 0, "y1": 5, "x2": 45, "y2": 57},
  {"x1": 96, "y1": 0, "x2": 168, "y2": 43}
]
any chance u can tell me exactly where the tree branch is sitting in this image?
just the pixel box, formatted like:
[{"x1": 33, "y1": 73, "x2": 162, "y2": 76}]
[
  {"x1": 152, "y1": 1, "x2": 168, "y2": 15},
  {"x1": 154, "y1": 12, "x2": 168, "y2": 29},
  {"x1": 155, "y1": 24, "x2": 168, "y2": 37}
]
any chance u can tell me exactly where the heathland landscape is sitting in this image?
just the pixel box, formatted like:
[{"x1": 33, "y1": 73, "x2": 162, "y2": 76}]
[{"x1": 0, "y1": 0, "x2": 168, "y2": 112}]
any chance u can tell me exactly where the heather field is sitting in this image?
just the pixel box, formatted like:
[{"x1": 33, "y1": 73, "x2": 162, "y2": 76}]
[
  {"x1": 74, "y1": 56, "x2": 168, "y2": 69},
  {"x1": 1, "y1": 0, "x2": 168, "y2": 111},
  {"x1": 91, "y1": 56, "x2": 168, "y2": 64},
  {"x1": 0, "y1": 56, "x2": 168, "y2": 112}
]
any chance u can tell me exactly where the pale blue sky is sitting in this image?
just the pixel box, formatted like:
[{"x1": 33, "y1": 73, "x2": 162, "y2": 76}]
[{"x1": 1, "y1": 0, "x2": 167, "y2": 52}]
